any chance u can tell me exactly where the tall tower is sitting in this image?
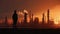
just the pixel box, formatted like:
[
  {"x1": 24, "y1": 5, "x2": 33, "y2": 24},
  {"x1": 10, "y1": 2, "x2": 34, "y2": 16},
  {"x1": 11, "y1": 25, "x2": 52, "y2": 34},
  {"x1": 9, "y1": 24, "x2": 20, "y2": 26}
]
[
  {"x1": 42, "y1": 13, "x2": 45, "y2": 24},
  {"x1": 24, "y1": 12, "x2": 28, "y2": 23},
  {"x1": 47, "y1": 9, "x2": 50, "y2": 24},
  {"x1": 31, "y1": 13, "x2": 34, "y2": 23},
  {"x1": 30, "y1": 10, "x2": 33, "y2": 23},
  {"x1": 5, "y1": 16, "x2": 8, "y2": 25},
  {"x1": 30, "y1": 10, "x2": 32, "y2": 21}
]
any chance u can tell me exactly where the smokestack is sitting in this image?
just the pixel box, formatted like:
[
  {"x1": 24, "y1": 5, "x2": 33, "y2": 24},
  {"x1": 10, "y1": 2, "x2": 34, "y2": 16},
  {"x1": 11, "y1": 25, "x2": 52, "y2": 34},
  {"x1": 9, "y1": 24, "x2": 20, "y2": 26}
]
[
  {"x1": 24, "y1": 12, "x2": 28, "y2": 23},
  {"x1": 5, "y1": 16, "x2": 8, "y2": 25},
  {"x1": 47, "y1": 9, "x2": 50, "y2": 24},
  {"x1": 32, "y1": 13, "x2": 33, "y2": 22},
  {"x1": 42, "y1": 13, "x2": 45, "y2": 24},
  {"x1": 30, "y1": 10, "x2": 32, "y2": 20},
  {"x1": 30, "y1": 10, "x2": 34, "y2": 23}
]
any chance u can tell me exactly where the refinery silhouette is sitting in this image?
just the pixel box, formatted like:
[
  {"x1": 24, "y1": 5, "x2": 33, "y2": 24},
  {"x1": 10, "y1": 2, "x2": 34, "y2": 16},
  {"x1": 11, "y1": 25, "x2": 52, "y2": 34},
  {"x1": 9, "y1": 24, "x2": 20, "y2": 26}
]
[{"x1": 0, "y1": 9, "x2": 60, "y2": 29}]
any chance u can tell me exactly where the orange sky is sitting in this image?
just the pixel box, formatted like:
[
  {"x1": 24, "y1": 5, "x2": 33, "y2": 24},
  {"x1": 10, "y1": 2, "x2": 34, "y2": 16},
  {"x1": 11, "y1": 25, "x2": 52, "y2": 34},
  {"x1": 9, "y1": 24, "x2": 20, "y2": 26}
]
[{"x1": 0, "y1": 0, "x2": 60, "y2": 24}]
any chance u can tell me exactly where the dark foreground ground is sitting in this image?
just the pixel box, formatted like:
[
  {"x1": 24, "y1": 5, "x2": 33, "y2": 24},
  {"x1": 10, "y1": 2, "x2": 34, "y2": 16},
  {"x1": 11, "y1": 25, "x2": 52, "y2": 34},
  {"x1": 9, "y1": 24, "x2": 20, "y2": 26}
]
[
  {"x1": 0, "y1": 28, "x2": 60, "y2": 34},
  {"x1": 0, "y1": 24, "x2": 60, "y2": 33}
]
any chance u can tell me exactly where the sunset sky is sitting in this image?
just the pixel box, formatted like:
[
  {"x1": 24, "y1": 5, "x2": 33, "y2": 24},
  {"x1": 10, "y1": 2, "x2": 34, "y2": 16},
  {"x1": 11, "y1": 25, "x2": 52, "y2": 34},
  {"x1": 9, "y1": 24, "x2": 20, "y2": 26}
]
[{"x1": 0, "y1": 0, "x2": 60, "y2": 24}]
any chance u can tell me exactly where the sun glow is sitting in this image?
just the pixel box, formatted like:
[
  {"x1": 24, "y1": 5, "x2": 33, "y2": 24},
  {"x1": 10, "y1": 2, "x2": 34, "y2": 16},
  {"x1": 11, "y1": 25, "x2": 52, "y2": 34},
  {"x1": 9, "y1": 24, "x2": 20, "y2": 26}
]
[
  {"x1": 6, "y1": 5, "x2": 60, "y2": 25},
  {"x1": 50, "y1": 5, "x2": 60, "y2": 24},
  {"x1": 54, "y1": 17, "x2": 59, "y2": 24}
]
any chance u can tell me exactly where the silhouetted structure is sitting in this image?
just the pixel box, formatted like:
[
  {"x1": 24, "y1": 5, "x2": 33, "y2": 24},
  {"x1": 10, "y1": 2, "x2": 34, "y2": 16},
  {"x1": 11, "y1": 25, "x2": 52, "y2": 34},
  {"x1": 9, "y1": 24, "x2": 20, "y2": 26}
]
[
  {"x1": 12, "y1": 10, "x2": 18, "y2": 27},
  {"x1": 24, "y1": 12, "x2": 28, "y2": 24},
  {"x1": 5, "y1": 16, "x2": 8, "y2": 25},
  {"x1": 29, "y1": 10, "x2": 34, "y2": 23},
  {"x1": 49, "y1": 20, "x2": 54, "y2": 25},
  {"x1": 34, "y1": 17, "x2": 39, "y2": 24},
  {"x1": 29, "y1": 10, "x2": 32, "y2": 21},
  {"x1": 42, "y1": 13, "x2": 45, "y2": 24},
  {"x1": 47, "y1": 9, "x2": 50, "y2": 24},
  {"x1": 30, "y1": 13, "x2": 34, "y2": 24},
  {"x1": 31, "y1": 14, "x2": 34, "y2": 22}
]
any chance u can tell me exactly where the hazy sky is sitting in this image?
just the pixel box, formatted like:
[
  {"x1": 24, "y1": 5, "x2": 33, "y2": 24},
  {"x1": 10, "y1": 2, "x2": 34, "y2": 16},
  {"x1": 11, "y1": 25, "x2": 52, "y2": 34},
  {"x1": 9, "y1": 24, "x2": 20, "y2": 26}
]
[{"x1": 0, "y1": 0, "x2": 60, "y2": 19}]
